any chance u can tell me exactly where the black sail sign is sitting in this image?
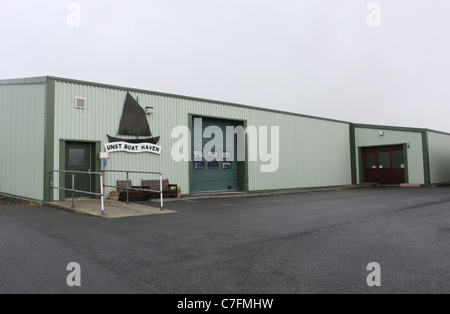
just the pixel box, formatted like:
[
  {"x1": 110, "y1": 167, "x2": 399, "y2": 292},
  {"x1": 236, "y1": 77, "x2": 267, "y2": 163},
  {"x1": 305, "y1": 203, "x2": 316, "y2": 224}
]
[
  {"x1": 118, "y1": 92, "x2": 152, "y2": 137},
  {"x1": 106, "y1": 92, "x2": 161, "y2": 154}
]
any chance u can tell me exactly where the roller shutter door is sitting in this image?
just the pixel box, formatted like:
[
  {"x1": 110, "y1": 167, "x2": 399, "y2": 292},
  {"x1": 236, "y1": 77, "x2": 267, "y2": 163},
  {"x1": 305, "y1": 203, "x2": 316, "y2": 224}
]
[{"x1": 192, "y1": 117, "x2": 240, "y2": 193}]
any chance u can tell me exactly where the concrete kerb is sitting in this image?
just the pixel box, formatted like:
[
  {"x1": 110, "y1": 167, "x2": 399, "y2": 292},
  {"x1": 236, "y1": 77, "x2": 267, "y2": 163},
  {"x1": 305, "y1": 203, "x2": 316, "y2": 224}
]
[
  {"x1": 400, "y1": 183, "x2": 422, "y2": 188},
  {"x1": 148, "y1": 184, "x2": 377, "y2": 203},
  {"x1": 46, "y1": 198, "x2": 177, "y2": 219}
]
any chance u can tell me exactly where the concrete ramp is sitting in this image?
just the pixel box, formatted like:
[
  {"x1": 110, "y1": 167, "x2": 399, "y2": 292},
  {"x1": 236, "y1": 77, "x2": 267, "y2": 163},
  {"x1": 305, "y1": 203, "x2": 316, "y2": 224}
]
[{"x1": 47, "y1": 199, "x2": 177, "y2": 219}]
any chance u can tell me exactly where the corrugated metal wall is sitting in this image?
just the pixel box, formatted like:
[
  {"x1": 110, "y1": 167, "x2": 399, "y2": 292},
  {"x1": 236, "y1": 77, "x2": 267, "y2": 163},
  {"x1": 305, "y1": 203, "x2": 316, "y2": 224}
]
[
  {"x1": 52, "y1": 80, "x2": 352, "y2": 199},
  {"x1": 427, "y1": 131, "x2": 450, "y2": 184},
  {"x1": 354, "y1": 127, "x2": 425, "y2": 184},
  {"x1": 0, "y1": 84, "x2": 46, "y2": 200}
]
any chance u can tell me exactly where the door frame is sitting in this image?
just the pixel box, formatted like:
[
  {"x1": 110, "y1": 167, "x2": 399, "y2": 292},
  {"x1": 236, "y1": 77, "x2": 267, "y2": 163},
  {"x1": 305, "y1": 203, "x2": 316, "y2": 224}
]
[
  {"x1": 188, "y1": 114, "x2": 248, "y2": 196},
  {"x1": 358, "y1": 143, "x2": 409, "y2": 184},
  {"x1": 59, "y1": 139, "x2": 102, "y2": 200}
]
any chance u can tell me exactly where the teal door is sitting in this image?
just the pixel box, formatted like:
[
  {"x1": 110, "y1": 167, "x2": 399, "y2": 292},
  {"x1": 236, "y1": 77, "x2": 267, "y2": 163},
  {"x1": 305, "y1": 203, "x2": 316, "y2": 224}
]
[
  {"x1": 193, "y1": 117, "x2": 241, "y2": 193},
  {"x1": 65, "y1": 142, "x2": 94, "y2": 197}
]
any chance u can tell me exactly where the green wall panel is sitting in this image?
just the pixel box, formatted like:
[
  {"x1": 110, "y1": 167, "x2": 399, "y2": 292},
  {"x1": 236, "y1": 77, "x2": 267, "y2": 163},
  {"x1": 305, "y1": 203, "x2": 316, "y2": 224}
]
[
  {"x1": 0, "y1": 84, "x2": 46, "y2": 201},
  {"x1": 427, "y1": 131, "x2": 450, "y2": 184}
]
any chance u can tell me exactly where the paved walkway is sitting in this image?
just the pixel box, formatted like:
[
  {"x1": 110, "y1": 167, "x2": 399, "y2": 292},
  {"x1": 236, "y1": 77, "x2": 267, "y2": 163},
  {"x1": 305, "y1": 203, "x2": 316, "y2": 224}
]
[{"x1": 46, "y1": 198, "x2": 176, "y2": 219}]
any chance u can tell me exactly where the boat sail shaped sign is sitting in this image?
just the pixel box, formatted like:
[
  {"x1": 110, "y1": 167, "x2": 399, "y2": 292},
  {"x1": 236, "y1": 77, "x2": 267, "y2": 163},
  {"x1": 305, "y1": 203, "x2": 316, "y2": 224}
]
[{"x1": 105, "y1": 92, "x2": 161, "y2": 155}]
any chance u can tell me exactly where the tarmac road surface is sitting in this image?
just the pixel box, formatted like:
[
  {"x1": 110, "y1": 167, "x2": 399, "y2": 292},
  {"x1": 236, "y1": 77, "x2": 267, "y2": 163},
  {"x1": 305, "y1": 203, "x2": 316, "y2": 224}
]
[{"x1": 0, "y1": 187, "x2": 449, "y2": 294}]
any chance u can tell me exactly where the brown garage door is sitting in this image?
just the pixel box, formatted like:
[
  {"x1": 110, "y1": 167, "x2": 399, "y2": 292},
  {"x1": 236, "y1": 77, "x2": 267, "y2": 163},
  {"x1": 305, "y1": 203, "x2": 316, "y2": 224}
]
[{"x1": 363, "y1": 145, "x2": 406, "y2": 185}]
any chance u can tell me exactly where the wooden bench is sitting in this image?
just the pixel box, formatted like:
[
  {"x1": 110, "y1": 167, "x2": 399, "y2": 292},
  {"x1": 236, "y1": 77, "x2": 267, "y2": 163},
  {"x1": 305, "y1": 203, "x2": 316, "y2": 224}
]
[
  {"x1": 117, "y1": 180, "x2": 146, "y2": 201},
  {"x1": 141, "y1": 179, "x2": 178, "y2": 198}
]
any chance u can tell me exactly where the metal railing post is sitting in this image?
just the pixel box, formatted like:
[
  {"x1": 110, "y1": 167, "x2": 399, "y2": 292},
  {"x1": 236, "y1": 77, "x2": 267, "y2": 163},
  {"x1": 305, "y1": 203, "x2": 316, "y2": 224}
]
[
  {"x1": 89, "y1": 168, "x2": 92, "y2": 198},
  {"x1": 50, "y1": 171, "x2": 54, "y2": 202},
  {"x1": 160, "y1": 173, "x2": 164, "y2": 210},
  {"x1": 126, "y1": 171, "x2": 130, "y2": 204},
  {"x1": 100, "y1": 173, "x2": 105, "y2": 215},
  {"x1": 71, "y1": 173, "x2": 75, "y2": 208}
]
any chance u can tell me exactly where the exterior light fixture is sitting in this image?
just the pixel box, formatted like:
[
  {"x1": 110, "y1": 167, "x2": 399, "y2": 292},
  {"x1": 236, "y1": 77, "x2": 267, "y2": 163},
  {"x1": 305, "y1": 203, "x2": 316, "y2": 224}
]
[
  {"x1": 378, "y1": 131, "x2": 385, "y2": 137},
  {"x1": 145, "y1": 106, "x2": 154, "y2": 115}
]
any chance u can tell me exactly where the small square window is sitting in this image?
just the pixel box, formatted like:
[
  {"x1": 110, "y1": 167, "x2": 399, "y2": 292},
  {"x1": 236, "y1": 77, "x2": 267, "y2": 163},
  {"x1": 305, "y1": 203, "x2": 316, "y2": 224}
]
[
  {"x1": 208, "y1": 161, "x2": 219, "y2": 169},
  {"x1": 222, "y1": 162, "x2": 232, "y2": 169},
  {"x1": 69, "y1": 148, "x2": 85, "y2": 166},
  {"x1": 75, "y1": 97, "x2": 86, "y2": 109},
  {"x1": 392, "y1": 150, "x2": 405, "y2": 169},
  {"x1": 194, "y1": 161, "x2": 205, "y2": 169}
]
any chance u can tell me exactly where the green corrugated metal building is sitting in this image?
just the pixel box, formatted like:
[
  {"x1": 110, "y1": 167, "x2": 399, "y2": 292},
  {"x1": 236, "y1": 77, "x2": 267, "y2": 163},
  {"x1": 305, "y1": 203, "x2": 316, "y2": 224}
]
[{"x1": 1, "y1": 76, "x2": 450, "y2": 202}]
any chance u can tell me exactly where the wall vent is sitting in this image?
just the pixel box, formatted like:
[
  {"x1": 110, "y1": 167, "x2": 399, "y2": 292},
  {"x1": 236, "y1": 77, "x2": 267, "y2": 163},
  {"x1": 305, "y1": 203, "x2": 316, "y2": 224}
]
[{"x1": 75, "y1": 97, "x2": 86, "y2": 109}]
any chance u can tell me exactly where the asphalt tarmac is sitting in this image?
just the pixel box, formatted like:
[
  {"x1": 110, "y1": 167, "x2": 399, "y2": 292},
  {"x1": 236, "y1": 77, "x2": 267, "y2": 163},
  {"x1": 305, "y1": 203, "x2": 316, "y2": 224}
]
[{"x1": 0, "y1": 187, "x2": 449, "y2": 294}]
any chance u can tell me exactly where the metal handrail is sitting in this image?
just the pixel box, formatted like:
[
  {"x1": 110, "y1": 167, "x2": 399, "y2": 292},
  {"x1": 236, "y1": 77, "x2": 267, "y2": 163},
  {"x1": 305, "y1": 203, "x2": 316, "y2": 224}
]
[
  {"x1": 103, "y1": 170, "x2": 164, "y2": 209},
  {"x1": 50, "y1": 170, "x2": 105, "y2": 215},
  {"x1": 50, "y1": 169, "x2": 165, "y2": 215},
  {"x1": 104, "y1": 170, "x2": 162, "y2": 175}
]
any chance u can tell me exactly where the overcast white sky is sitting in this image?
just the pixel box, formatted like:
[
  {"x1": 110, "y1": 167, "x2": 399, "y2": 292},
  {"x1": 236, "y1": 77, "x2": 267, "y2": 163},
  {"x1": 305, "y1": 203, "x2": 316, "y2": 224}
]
[{"x1": 1, "y1": 0, "x2": 450, "y2": 132}]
